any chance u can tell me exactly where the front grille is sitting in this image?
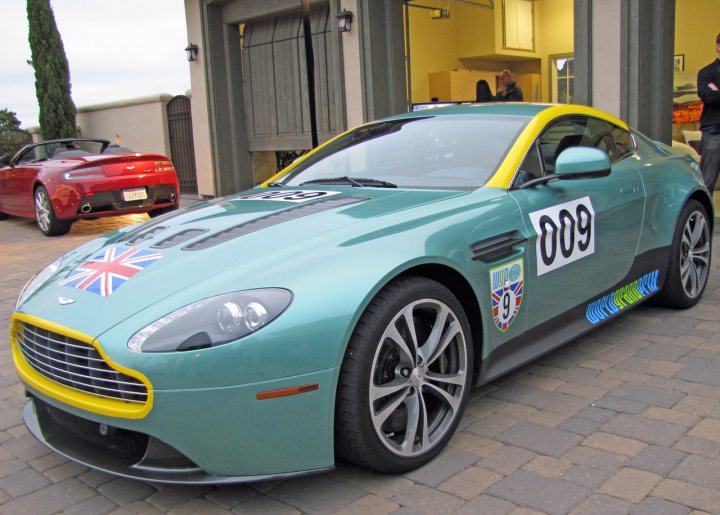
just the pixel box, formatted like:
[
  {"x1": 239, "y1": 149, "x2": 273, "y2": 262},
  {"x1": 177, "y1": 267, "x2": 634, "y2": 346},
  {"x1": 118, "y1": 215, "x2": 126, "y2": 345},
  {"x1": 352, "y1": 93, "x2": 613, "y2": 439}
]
[{"x1": 16, "y1": 323, "x2": 147, "y2": 403}]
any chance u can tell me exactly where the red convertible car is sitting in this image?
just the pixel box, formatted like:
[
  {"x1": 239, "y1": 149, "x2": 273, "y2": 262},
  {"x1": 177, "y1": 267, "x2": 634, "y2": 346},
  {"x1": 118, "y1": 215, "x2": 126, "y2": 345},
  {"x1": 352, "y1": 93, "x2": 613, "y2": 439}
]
[{"x1": 0, "y1": 138, "x2": 180, "y2": 236}]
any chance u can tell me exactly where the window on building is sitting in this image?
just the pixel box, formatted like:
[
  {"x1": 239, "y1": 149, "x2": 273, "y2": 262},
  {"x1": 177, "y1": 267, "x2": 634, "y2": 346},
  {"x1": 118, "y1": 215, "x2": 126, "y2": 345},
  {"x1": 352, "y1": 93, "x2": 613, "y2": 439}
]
[{"x1": 551, "y1": 55, "x2": 574, "y2": 104}]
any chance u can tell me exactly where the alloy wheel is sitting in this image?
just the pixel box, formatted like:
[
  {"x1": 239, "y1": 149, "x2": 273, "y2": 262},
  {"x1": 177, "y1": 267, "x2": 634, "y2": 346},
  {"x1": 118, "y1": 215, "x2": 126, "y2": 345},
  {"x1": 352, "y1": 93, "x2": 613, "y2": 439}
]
[
  {"x1": 680, "y1": 209, "x2": 710, "y2": 299},
  {"x1": 369, "y1": 298, "x2": 468, "y2": 457},
  {"x1": 35, "y1": 189, "x2": 51, "y2": 232}
]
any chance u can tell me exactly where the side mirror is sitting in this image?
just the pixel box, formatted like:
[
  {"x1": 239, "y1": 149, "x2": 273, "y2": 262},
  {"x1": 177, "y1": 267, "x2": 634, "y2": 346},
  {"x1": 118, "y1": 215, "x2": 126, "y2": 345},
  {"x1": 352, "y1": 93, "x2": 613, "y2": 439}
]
[
  {"x1": 555, "y1": 147, "x2": 611, "y2": 179},
  {"x1": 0, "y1": 155, "x2": 10, "y2": 167}
]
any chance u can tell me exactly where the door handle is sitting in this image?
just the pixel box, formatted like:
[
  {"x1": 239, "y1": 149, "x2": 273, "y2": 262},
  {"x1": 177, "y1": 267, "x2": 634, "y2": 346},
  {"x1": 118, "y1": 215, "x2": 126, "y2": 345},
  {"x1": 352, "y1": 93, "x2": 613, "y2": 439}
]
[{"x1": 620, "y1": 185, "x2": 639, "y2": 195}]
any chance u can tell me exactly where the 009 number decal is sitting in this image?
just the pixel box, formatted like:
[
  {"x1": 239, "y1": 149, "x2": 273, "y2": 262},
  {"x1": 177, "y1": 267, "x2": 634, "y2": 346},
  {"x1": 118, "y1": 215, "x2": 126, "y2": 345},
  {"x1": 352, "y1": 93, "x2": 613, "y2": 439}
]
[
  {"x1": 529, "y1": 197, "x2": 595, "y2": 276},
  {"x1": 238, "y1": 190, "x2": 341, "y2": 203}
]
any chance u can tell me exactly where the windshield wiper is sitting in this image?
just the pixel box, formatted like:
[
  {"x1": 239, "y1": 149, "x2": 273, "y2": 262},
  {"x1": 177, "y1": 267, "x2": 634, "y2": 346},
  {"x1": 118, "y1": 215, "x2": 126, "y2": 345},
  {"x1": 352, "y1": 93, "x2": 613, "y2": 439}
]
[{"x1": 299, "y1": 176, "x2": 397, "y2": 188}]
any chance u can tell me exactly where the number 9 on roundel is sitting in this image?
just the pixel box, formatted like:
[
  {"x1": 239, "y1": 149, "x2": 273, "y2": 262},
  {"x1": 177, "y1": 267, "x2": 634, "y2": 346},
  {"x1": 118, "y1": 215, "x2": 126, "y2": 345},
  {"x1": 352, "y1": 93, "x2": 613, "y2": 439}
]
[{"x1": 490, "y1": 258, "x2": 524, "y2": 332}]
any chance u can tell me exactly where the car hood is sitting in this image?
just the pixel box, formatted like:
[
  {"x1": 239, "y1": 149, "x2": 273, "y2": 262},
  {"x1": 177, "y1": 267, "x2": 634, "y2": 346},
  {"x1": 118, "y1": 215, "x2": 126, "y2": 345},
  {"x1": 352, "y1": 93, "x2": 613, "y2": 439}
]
[{"x1": 17, "y1": 186, "x2": 477, "y2": 338}]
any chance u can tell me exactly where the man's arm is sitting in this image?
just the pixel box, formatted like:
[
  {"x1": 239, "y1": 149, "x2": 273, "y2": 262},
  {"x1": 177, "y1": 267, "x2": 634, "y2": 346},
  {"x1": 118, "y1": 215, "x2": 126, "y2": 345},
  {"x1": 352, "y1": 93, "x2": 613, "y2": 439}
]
[
  {"x1": 698, "y1": 67, "x2": 720, "y2": 104},
  {"x1": 507, "y1": 86, "x2": 524, "y2": 102}
]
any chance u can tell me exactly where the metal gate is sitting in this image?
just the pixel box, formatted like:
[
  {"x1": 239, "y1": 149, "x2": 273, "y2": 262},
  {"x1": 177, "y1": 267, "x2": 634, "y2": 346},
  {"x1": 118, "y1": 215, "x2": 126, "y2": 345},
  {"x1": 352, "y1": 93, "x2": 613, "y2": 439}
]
[
  {"x1": 0, "y1": 129, "x2": 33, "y2": 158},
  {"x1": 167, "y1": 95, "x2": 198, "y2": 194}
]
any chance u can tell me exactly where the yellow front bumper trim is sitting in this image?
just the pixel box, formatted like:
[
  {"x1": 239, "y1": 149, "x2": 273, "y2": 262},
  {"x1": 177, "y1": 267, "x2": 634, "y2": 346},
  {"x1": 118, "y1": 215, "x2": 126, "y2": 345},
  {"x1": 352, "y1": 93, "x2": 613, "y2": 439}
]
[{"x1": 11, "y1": 312, "x2": 153, "y2": 419}]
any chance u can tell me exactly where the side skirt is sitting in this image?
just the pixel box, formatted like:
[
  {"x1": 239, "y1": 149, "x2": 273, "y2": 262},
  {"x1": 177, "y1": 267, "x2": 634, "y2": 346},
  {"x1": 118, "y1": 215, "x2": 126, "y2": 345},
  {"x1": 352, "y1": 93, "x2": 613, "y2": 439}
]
[{"x1": 475, "y1": 248, "x2": 669, "y2": 387}]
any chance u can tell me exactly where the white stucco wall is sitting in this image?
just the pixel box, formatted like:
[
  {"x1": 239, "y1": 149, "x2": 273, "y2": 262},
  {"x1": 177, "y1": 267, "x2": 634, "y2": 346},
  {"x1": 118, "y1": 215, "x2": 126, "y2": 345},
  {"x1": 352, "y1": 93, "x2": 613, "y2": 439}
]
[
  {"x1": 341, "y1": 0, "x2": 364, "y2": 128},
  {"x1": 76, "y1": 95, "x2": 172, "y2": 156},
  {"x1": 184, "y1": 0, "x2": 215, "y2": 197},
  {"x1": 591, "y1": 0, "x2": 622, "y2": 117}
]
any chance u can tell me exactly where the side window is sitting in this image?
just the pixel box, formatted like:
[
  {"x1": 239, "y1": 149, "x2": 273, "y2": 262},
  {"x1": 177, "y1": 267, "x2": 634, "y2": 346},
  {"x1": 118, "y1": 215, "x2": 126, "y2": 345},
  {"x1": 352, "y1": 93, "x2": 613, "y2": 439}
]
[
  {"x1": 17, "y1": 144, "x2": 51, "y2": 164},
  {"x1": 17, "y1": 147, "x2": 38, "y2": 164},
  {"x1": 515, "y1": 142, "x2": 544, "y2": 186},
  {"x1": 611, "y1": 126, "x2": 636, "y2": 159},
  {"x1": 585, "y1": 118, "x2": 619, "y2": 163},
  {"x1": 521, "y1": 116, "x2": 630, "y2": 184},
  {"x1": 538, "y1": 117, "x2": 589, "y2": 172}
]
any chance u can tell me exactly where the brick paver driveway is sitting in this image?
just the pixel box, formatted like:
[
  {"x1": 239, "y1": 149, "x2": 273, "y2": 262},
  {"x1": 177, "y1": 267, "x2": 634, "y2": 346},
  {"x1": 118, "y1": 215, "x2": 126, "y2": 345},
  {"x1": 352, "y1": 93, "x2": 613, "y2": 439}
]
[{"x1": 1, "y1": 207, "x2": 719, "y2": 515}]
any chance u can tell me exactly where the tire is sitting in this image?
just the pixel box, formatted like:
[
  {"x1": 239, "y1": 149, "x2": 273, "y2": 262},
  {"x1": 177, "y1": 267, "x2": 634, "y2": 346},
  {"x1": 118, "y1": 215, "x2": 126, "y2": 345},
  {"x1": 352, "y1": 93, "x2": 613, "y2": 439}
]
[
  {"x1": 0, "y1": 212, "x2": 9, "y2": 220},
  {"x1": 35, "y1": 186, "x2": 72, "y2": 236},
  {"x1": 148, "y1": 204, "x2": 179, "y2": 218},
  {"x1": 655, "y1": 199, "x2": 711, "y2": 309},
  {"x1": 335, "y1": 276, "x2": 473, "y2": 473}
]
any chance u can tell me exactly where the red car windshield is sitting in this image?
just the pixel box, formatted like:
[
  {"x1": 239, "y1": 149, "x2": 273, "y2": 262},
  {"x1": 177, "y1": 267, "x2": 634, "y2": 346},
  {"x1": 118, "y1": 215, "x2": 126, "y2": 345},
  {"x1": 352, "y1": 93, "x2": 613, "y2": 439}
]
[{"x1": 14, "y1": 140, "x2": 110, "y2": 164}]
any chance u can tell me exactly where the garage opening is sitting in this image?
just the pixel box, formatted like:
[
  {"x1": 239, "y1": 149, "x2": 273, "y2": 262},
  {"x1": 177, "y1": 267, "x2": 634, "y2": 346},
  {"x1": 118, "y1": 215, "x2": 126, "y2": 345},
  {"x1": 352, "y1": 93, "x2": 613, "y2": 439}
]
[
  {"x1": 240, "y1": 3, "x2": 343, "y2": 183},
  {"x1": 672, "y1": 0, "x2": 716, "y2": 154},
  {"x1": 405, "y1": 0, "x2": 574, "y2": 109}
]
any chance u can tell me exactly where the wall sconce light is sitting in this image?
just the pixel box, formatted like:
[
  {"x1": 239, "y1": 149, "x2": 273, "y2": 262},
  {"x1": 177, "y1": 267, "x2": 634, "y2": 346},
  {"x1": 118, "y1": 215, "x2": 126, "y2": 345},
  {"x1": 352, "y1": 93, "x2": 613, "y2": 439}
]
[
  {"x1": 336, "y1": 10, "x2": 353, "y2": 32},
  {"x1": 185, "y1": 43, "x2": 199, "y2": 62}
]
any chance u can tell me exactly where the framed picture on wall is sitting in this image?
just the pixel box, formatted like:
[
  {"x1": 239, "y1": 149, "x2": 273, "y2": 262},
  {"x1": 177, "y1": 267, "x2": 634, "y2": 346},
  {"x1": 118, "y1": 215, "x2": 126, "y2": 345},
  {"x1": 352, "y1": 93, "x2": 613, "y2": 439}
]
[{"x1": 673, "y1": 54, "x2": 685, "y2": 72}]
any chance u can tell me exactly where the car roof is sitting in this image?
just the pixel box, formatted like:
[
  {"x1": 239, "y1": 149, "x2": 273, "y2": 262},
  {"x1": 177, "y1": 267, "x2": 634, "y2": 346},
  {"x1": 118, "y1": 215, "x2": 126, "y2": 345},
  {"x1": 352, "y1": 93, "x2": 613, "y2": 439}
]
[
  {"x1": 388, "y1": 103, "x2": 553, "y2": 121},
  {"x1": 386, "y1": 103, "x2": 629, "y2": 131}
]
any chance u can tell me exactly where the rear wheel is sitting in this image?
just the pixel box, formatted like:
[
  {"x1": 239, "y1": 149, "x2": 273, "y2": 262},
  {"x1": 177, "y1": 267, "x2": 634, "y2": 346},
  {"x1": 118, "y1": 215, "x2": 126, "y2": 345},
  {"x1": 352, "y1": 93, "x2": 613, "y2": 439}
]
[
  {"x1": 0, "y1": 212, "x2": 8, "y2": 220},
  {"x1": 35, "y1": 186, "x2": 72, "y2": 236},
  {"x1": 655, "y1": 200, "x2": 711, "y2": 308},
  {"x1": 335, "y1": 277, "x2": 473, "y2": 473}
]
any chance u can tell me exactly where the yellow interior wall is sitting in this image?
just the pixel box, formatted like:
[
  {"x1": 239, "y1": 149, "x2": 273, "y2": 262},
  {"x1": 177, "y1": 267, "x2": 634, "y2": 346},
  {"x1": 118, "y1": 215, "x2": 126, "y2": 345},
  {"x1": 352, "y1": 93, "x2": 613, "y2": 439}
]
[
  {"x1": 407, "y1": 1, "x2": 716, "y2": 108},
  {"x1": 455, "y1": 4, "x2": 495, "y2": 58},
  {"x1": 536, "y1": 0, "x2": 574, "y2": 102},
  {"x1": 675, "y1": 0, "x2": 719, "y2": 88},
  {"x1": 408, "y1": 0, "x2": 574, "y2": 104},
  {"x1": 408, "y1": 4, "x2": 461, "y2": 103}
]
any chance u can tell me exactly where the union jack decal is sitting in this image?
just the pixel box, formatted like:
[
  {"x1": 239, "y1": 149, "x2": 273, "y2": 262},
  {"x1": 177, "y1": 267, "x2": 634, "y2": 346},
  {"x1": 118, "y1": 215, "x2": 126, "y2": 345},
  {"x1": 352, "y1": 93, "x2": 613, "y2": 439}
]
[
  {"x1": 491, "y1": 281, "x2": 524, "y2": 332},
  {"x1": 60, "y1": 246, "x2": 163, "y2": 297}
]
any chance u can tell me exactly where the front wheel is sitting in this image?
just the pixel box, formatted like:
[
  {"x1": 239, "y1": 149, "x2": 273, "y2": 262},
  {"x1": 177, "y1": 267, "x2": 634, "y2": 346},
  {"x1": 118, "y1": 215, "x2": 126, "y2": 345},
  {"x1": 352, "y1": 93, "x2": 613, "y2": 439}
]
[
  {"x1": 655, "y1": 199, "x2": 711, "y2": 308},
  {"x1": 35, "y1": 186, "x2": 72, "y2": 236},
  {"x1": 335, "y1": 277, "x2": 473, "y2": 473}
]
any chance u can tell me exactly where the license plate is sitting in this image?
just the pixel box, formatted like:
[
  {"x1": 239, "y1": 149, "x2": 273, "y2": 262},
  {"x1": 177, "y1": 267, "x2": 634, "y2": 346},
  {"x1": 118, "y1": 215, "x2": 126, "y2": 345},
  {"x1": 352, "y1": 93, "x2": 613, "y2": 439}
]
[{"x1": 122, "y1": 188, "x2": 147, "y2": 201}]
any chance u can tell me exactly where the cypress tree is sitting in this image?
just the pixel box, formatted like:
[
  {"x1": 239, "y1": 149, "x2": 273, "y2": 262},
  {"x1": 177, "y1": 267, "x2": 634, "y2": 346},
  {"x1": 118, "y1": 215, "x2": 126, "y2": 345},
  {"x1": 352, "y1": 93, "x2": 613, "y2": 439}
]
[{"x1": 27, "y1": 0, "x2": 76, "y2": 140}]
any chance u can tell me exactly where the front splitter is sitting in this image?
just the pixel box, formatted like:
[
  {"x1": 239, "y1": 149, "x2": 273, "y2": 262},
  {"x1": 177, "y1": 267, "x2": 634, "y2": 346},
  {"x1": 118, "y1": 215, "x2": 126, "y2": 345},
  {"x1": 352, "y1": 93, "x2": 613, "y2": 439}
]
[{"x1": 22, "y1": 398, "x2": 332, "y2": 484}]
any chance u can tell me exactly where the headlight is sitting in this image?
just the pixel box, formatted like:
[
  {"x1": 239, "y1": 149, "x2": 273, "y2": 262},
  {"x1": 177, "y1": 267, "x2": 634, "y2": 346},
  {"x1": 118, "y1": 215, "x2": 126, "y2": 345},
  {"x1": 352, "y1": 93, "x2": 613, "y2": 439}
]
[
  {"x1": 15, "y1": 257, "x2": 63, "y2": 309},
  {"x1": 127, "y1": 289, "x2": 292, "y2": 352}
]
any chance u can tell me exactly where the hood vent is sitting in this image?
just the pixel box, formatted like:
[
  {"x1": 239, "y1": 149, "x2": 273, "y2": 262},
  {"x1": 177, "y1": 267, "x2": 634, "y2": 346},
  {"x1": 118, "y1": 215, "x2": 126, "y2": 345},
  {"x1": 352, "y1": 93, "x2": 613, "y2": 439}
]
[
  {"x1": 183, "y1": 196, "x2": 368, "y2": 251},
  {"x1": 121, "y1": 225, "x2": 168, "y2": 246},
  {"x1": 151, "y1": 229, "x2": 209, "y2": 249}
]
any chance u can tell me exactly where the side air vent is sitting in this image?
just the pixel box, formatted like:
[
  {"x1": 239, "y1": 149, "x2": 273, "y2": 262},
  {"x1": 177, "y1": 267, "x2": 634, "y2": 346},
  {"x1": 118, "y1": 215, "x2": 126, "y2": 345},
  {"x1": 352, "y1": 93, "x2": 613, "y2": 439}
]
[
  {"x1": 184, "y1": 196, "x2": 368, "y2": 251},
  {"x1": 470, "y1": 232, "x2": 527, "y2": 262},
  {"x1": 151, "y1": 229, "x2": 209, "y2": 249},
  {"x1": 121, "y1": 226, "x2": 168, "y2": 245}
]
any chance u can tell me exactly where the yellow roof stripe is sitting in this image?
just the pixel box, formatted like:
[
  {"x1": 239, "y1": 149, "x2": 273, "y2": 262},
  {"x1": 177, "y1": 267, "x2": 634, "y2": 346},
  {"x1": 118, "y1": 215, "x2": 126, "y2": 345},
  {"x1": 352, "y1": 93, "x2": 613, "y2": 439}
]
[{"x1": 486, "y1": 104, "x2": 629, "y2": 189}]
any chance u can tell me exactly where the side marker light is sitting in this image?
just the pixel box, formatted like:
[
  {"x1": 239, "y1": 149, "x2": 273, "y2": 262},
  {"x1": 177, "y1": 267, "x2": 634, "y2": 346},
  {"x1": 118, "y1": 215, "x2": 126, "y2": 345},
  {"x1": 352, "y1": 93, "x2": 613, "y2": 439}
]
[{"x1": 256, "y1": 384, "x2": 319, "y2": 400}]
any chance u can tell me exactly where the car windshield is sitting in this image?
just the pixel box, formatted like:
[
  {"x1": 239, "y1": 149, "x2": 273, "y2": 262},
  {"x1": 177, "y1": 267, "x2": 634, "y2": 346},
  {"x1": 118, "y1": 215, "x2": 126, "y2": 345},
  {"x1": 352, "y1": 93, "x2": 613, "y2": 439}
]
[
  {"x1": 279, "y1": 115, "x2": 529, "y2": 189},
  {"x1": 14, "y1": 139, "x2": 109, "y2": 164}
]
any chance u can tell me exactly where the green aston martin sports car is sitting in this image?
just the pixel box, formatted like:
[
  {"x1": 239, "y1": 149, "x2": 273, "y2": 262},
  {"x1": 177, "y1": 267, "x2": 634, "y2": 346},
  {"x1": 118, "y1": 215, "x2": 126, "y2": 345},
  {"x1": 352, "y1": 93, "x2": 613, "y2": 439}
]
[{"x1": 10, "y1": 103, "x2": 713, "y2": 483}]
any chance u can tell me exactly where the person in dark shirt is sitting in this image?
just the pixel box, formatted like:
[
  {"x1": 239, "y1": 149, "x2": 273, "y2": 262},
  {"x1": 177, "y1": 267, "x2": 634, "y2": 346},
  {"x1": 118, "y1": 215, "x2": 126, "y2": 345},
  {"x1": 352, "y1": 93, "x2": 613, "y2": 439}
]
[
  {"x1": 697, "y1": 32, "x2": 720, "y2": 192},
  {"x1": 496, "y1": 70, "x2": 523, "y2": 102}
]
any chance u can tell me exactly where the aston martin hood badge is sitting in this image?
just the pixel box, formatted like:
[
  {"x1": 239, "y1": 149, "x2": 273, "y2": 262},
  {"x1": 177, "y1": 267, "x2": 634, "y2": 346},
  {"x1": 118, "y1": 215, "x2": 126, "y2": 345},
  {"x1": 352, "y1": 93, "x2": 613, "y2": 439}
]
[{"x1": 58, "y1": 297, "x2": 76, "y2": 305}]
